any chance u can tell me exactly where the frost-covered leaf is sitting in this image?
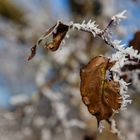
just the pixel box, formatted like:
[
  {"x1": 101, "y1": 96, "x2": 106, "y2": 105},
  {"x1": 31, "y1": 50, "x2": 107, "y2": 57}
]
[{"x1": 80, "y1": 56, "x2": 122, "y2": 124}]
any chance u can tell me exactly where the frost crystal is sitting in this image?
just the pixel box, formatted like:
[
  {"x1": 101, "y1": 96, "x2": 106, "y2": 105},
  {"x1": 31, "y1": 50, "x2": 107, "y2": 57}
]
[
  {"x1": 109, "y1": 117, "x2": 125, "y2": 140},
  {"x1": 101, "y1": 10, "x2": 127, "y2": 47},
  {"x1": 71, "y1": 20, "x2": 101, "y2": 37},
  {"x1": 111, "y1": 10, "x2": 127, "y2": 25},
  {"x1": 110, "y1": 39, "x2": 140, "y2": 111},
  {"x1": 98, "y1": 121, "x2": 105, "y2": 133}
]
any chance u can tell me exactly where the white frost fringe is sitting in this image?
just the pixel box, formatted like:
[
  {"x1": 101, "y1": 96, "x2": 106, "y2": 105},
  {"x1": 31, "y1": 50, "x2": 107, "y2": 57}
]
[
  {"x1": 110, "y1": 39, "x2": 140, "y2": 111},
  {"x1": 111, "y1": 10, "x2": 127, "y2": 25},
  {"x1": 98, "y1": 121, "x2": 105, "y2": 133},
  {"x1": 99, "y1": 117, "x2": 125, "y2": 140},
  {"x1": 109, "y1": 117, "x2": 125, "y2": 140},
  {"x1": 70, "y1": 20, "x2": 102, "y2": 37}
]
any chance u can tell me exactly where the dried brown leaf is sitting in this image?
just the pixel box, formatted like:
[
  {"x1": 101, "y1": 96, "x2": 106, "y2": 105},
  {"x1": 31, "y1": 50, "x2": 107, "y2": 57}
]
[
  {"x1": 80, "y1": 56, "x2": 121, "y2": 124},
  {"x1": 129, "y1": 31, "x2": 140, "y2": 52},
  {"x1": 27, "y1": 21, "x2": 69, "y2": 61}
]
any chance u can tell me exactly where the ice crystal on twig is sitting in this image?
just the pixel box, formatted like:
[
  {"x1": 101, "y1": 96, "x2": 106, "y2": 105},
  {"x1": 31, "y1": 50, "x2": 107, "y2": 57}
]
[
  {"x1": 70, "y1": 20, "x2": 102, "y2": 37},
  {"x1": 109, "y1": 38, "x2": 140, "y2": 111},
  {"x1": 98, "y1": 121, "x2": 105, "y2": 133},
  {"x1": 101, "y1": 10, "x2": 127, "y2": 49},
  {"x1": 109, "y1": 117, "x2": 125, "y2": 140},
  {"x1": 111, "y1": 10, "x2": 127, "y2": 25}
]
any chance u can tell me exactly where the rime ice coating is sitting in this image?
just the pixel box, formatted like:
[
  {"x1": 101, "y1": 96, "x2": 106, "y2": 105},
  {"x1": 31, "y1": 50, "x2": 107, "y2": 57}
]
[
  {"x1": 110, "y1": 39, "x2": 140, "y2": 111},
  {"x1": 111, "y1": 10, "x2": 127, "y2": 25},
  {"x1": 70, "y1": 20, "x2": 102, "y2": 37}
]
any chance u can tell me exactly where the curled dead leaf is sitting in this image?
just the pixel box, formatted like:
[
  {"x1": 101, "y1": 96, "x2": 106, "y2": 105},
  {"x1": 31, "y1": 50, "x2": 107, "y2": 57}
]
[
  {"x1": 80, "y1": 56, "x2": 122, "y2": 125},
  {"x1": 27, "y1": 21, "x2": 69, "y2": 61},
  {"x1": 129, "y1": 31, "x2": 140, "y2": 52}
]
